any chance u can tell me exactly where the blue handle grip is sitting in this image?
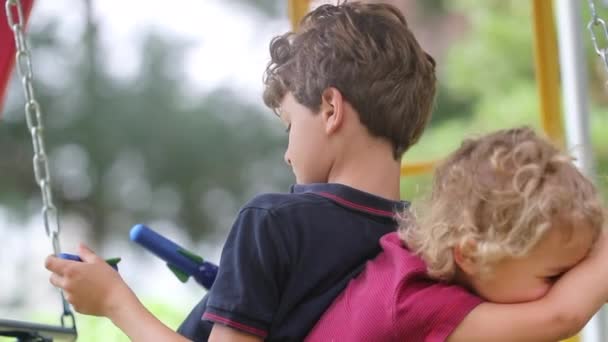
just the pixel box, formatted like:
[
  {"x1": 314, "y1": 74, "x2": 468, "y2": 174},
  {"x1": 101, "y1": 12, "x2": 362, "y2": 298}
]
[
  {"x1": 58, "y1": 253, "x2": 120, "y2": 271},
  {"x1": 129, "y1": 224, "x2": 217, "y2": 289}
]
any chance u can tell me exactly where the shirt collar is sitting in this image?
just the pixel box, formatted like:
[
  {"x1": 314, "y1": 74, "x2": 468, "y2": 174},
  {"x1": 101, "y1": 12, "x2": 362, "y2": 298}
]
[{"x1": 290, "y1": 183, "x2": 409, "y2": 218}]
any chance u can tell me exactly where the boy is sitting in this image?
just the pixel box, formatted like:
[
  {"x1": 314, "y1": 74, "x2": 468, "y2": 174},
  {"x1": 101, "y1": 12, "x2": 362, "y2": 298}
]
[
  {"x1": 307, "y1": 127, "x2": 608, "y2": 341},
  {"x1": 45, "y1": 2, "x2": 437, "y2": 341}
]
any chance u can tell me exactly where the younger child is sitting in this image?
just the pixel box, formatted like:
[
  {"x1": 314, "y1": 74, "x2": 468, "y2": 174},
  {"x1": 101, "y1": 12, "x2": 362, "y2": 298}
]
[
  {"x1": 307, "y1": 127, "x2": 608, "y2": 342},
  {"x1": 44, "y1": 2, "x2": 437, "y2": 341}
]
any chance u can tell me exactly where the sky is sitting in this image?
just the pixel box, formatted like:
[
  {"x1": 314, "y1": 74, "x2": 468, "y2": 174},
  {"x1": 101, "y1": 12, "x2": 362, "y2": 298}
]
[
  {"x1": 33, "y1": 0, "x2": 291, "y2": 105},
  {"x1": 1, "y1": 0, "x2": 293, "y2": 321}
]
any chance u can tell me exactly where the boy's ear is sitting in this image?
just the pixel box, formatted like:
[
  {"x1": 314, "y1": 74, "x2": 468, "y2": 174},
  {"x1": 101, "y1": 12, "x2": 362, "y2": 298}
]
[
  {"x1": 453, "y1": 240, "x2": 478, "y2": 276},
  {"x1": 320, "y1": 87, "x2": 344, "y2": 135}
]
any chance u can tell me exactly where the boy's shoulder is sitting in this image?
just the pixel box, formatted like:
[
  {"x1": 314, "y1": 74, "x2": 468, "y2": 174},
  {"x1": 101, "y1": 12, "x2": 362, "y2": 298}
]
[{"x1": 241, "y1": 191, "x2": 321, "y2": 213}]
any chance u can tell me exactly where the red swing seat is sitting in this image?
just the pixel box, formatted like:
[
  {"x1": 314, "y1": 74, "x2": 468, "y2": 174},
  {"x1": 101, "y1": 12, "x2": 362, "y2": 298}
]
[{"x1": 0, "y1": 0, "x2": 34, "y2": 116}]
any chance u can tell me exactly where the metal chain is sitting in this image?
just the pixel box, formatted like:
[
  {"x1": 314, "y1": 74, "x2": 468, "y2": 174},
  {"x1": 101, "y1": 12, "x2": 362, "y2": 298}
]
[
  {"x1": 4, "y1": 0, "x2": 75, "y2": 329},
  {"x1": 587, "y1": 0, "x2": 608, "y2": 75}
]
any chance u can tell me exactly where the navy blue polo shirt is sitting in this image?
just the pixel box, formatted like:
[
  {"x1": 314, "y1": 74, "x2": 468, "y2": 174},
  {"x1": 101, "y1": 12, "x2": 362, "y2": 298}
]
[{"x1": 177, "y1": 183, "x2": 408, "y2": 341}]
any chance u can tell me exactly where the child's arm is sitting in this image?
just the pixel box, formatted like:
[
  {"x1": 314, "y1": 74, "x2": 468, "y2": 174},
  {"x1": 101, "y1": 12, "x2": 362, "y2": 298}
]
[
  {"x1": 45, "y1": 244, "x2": 191, "y2": 342},
  {"x1": 447, "y1": 232, "x2": 608, "y2": 342}
]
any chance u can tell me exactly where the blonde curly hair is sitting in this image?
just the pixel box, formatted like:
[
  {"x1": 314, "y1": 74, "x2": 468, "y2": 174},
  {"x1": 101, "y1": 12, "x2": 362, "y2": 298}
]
[{"x1": 399, "y1": 127, "x2": 604, "y2": 281}]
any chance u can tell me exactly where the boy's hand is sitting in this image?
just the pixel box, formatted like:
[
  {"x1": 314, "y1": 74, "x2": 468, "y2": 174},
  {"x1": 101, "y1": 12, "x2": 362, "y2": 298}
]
[
  {"x1": 46, "y1": 245, "x2": 191, "y2": 342},
  {"x1": 45, "y1": 244, "x2": 134, "y2": 317}
]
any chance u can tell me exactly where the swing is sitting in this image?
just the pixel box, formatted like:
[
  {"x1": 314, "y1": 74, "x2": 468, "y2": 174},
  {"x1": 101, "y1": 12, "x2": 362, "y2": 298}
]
[
  {"x1": 0, "y1": 1, "x2": 218, "y2": 338},
  {"x1": 1, "y1": 0, "x2": 76, "y2": 340},
  {"x1": 587, "y1": 0, "x2": 608, "y2": 74},
  {"x1": 0, "y1": 319, "x2": 76, "y2": 342}
]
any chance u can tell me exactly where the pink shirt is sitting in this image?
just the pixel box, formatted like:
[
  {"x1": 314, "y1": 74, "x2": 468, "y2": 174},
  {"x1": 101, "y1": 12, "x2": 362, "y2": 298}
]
[{"x1": 306, "y1": 233, "x2": 482, "y2": 342}]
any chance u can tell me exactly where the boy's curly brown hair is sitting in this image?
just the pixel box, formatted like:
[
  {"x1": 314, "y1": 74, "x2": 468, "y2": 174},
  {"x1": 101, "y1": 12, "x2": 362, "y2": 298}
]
[{"x1": 263, "y1": 1, "x2": 436, "y2": 159}]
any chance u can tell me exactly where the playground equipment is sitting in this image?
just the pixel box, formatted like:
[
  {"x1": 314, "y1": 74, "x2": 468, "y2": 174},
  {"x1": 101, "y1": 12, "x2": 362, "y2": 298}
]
[{"x1": 1, "y1": 0, "x2": 78, "y2": 340}]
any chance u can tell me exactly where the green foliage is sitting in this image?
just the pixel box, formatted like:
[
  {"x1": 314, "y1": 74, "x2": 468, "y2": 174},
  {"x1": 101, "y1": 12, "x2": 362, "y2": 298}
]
[
  {"x1": 444, "y1": 1, "x2": 535, "y2": 98},
  {"x1": 403, "y1": 0, "x2": 539, "y2": 167},
  {"x1": 403, "y1": 0, "x2": 608, "y2": 202}
]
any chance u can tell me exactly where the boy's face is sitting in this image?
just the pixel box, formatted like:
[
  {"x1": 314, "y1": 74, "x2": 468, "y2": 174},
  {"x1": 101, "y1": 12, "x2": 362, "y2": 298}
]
[
  {"x1": 464, "y1": 220, "x2": 595, "y2": 304},
  {"x1": 278, "y1": 92, "x2": 332, "y2": 184}
]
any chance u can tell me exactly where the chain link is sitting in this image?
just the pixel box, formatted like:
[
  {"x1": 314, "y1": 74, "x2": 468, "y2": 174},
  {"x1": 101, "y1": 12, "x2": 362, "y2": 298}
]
[
  {"x1": 5, "y1": 0, "x2": 74, "y2": 328},
  {"x1": 587, "y1": 0, "x2": 608, "y2": 75}
]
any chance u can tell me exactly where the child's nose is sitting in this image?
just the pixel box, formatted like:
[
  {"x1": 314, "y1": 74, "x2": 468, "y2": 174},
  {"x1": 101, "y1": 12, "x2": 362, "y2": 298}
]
[{"x1": 284, "y1": 151, "x2": 292, "y2": 166}]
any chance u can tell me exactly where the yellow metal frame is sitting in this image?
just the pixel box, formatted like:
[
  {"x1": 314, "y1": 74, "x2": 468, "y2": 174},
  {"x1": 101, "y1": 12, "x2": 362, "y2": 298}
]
[
  {"x1": 532, "y1": 0, "x2": 565, "y2": 148},
  {"x1": 288, "y1": 0, "x2": 310, "y2": 31}
]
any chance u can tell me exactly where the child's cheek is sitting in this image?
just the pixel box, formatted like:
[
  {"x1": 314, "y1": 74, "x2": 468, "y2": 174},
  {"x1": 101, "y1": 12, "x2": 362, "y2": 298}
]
[{"x1": 522, "y1": 283, "x2": 551, "y2": 302}]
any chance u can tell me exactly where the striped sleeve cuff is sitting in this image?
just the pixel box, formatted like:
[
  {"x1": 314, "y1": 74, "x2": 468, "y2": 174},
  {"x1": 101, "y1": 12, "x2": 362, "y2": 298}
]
[{"x1": 203, "y1": 309, "x2": 269, "y2": 338}]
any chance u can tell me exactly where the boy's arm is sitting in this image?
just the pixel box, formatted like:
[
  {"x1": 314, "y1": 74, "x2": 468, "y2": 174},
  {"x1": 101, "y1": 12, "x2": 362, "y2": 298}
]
[
  {"x1": 107, "y1": 290, "x2": 191, "y2": 342},
  {"x1": 447, "y1": 233, "x2": 608, "y2": 342},
  {"x1": 45, "y1": 244, "x2": 190, "y2": 342},
  {"x1": 209, "y1": 324, "x2": 264, "y2": 342}
]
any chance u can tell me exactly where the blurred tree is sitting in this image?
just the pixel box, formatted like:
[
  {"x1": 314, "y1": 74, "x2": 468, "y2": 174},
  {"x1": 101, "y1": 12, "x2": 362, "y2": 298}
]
[
  {"x1": 0, "y1": 7, "x2": 292, "y2": 241},
  {"x1": 235, "y1": 0, "x2": 284, "y2": 18}
]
